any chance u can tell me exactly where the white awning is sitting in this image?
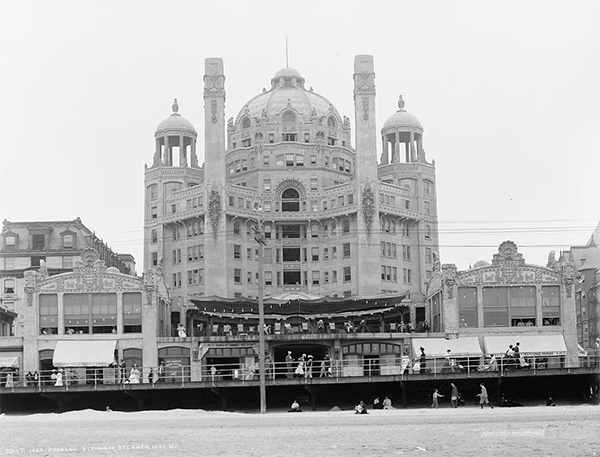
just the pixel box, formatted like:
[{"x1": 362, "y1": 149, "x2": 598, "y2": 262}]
[
  {"x1": 411, "y1": 337, "x2": 483, "y2": 357},
  {"x1": 0, "y1": 355, "x2": 19, "y2": 368},
  {"x1": 483, "y1": 335, "x2": 567, "y2": 357},
  {"x1": 53, "y1": 340, "x2": 117, "y2": 367}
]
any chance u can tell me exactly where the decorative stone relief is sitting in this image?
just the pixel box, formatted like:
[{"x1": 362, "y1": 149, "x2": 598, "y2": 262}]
[
  {"x1": 208, "y1": 186, "x2": 222, "y2": 241},
  {"x1": 442, "y1": 264, "x2": 457, "y2": 299},
  {"x1": 211, "y1": 100, "x2": 218, "y2": 124},
  {"x1": 362, "y1": 97, "x2": 369, "y2": 120},
  {"x1": 361, "y1": 181, "x2": 375, "y2": 239}
]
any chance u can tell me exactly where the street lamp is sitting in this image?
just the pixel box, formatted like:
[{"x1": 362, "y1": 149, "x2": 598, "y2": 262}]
[{"x1": 252, "y1": 208, "x2": 267, "y2": 414}]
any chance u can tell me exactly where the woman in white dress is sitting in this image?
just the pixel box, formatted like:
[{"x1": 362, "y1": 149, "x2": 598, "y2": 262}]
[
  {"x1": 294, "y1": 354, "x2": 305, "y2": 377},
  {"x1": 54, "y1": 369, "x2": 63, "y2": 387},
  {"x1": 129, "y1": 364, "x2": 141, "y2": 384}
]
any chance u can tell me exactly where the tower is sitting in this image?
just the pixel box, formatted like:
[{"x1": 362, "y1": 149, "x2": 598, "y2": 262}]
[
  {"x1": 353, "y1": 54, "x2": 381, "y2": 295},
  {"x1": 202, "y1": 58, "x2": 229, "y2": 296}
]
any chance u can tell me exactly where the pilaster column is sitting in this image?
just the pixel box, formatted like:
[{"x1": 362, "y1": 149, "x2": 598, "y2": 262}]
[
  {"x1": 164, "y1": 135, "x2": 170, "y2": 165},
  {"x1": 410, "y1": 131, "x2": 416, "y2": 162}
]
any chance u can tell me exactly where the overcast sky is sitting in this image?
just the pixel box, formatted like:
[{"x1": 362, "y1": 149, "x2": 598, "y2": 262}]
[{"x1": 1, "y1": 0, "x2": 598, "y2": 273}]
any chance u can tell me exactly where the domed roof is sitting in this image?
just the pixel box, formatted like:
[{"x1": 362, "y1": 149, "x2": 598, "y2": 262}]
[
  {"x1": 273, "y1": 66, "x2": 303, "y2": 80},
  {"x1": 235, "y1": 68, "x2": 340, "y2": 125},
  {"x1": 155, "y1": 99, "x2": 196, "y2": 135},
  {"x1": 382, "y1": 96, "x2": 423, "y2": 131}
]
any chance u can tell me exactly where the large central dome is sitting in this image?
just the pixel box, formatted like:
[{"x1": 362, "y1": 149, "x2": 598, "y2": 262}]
[{"x1": 234, "y1": 67, "x2": 342, "y2": 125}]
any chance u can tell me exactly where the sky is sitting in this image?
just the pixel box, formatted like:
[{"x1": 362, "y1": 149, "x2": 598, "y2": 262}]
[{"x1": 1, "y1": 0, "x2": 599, "y2": 272}]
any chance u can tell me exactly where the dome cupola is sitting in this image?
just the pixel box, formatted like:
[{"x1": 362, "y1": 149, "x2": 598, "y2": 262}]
[
  {"x1": 380, "y1": 96, "x2": 424, "y2": 164},
  {"x1": 155, "y1": 99, "x2": 197, "y2": 136},
  {"x1": 151, "y1": 99, "x2": 199, "y2": 168}
]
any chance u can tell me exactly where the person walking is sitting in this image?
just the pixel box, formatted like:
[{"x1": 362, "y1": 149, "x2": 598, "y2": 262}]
[
  {"x1": 320, "y1": 353, "x2": 331, "y2": 377},
  {"x1": 129, "y1": 364, "x2": 141, "y2": 384},
  {"x1": 294, "y1": 354, "x2": 305, "y2": 377},
  {"x1": 157, "y1": 360, "x2": 165, "y2": 383},
  {"x1": 119, "y1": 360, "x2": 126, "y2": 384},
  {"x1": 477, "y1": 383, "x2": 494, "y2": 409},
  {"x1": 431, "y1": 388, "x2": 444, "y2": 408},
  {"x1": 450, "y1": 383, "x2": 459, "y2": 408}
]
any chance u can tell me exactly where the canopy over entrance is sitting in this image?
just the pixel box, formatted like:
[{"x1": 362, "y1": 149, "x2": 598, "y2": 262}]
[
  {"x1": 411, "y1": 337, "x2": 483, "y2": 357},
  {"x1": 484, "y1": 335, "x2": 567, "y2": 357},
  {"x1": 53, "y1": 340, "x2": 117, "y2": 367},
  {"x1": 0, "y1": 355, "x2": 19, "y2": 368}
]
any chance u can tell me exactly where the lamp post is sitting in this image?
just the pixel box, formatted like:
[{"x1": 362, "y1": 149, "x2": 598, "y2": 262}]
[{"x1": 252, "y1": 209, "x2": 267, "y2": 414}]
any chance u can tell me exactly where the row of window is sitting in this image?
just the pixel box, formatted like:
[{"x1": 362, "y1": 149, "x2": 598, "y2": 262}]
[
  {"x1": 39, "y1": 293, "x2": 142, "y2": 334},
  {"x1": 230, "y1": 267, "x2": 353, "y2": 286},
  {"x1": 232, "y1": 220, "x2": 353, "y2": 238},
  {"x1": 234, "y1": 244, "x2": 352, "y2": 262},
  {"x1": 380, "y1": 194, "x2": 432, "y2": 215},
  {"x1": 458, "y1": 286, "x2": 561, "y2": 328},
  {"x1": 381, "y1": 220, "x2": 432, "y2": 240},
  {"x1": 240, "y1": 114, "x2": 339, "y2": 130},
  {"x1": 2, "y1": 233, "x2": 76, "y2": 251},
  {"x1": 1, "y1": 256, "x2": 75, "y2": 273},
  {"x1": 228, "y1": 152, "x2": 352, "y2": 174}
]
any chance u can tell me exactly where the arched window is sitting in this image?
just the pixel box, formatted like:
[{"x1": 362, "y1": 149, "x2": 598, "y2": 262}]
[
  {"x1": 264, "y1": 225, "x2": 272, "y2": 239},
  {"x1": 425, "y1": 225, "x2": 431, "y2": 240},
  {"x1": 63, "y1": 234, "x2": 74, "y2": 248},
  {"x1": 282, "y1": 111, "x2": 296, "y2": 123},
  {"x1": 242, "y1": 117, "x2": 251, "y2": 129},
  {"x1": 311, "y1": 224, "x2": 319, "y2": 238},
  {"x1": 151, "y1": 230, "x2": 158, "y2": 244},
  {"x1": 282, "y1": 188, "x2": 300, "y2": 212},
  {"x1": 327, "y1": 116, "x2": 337, "y2": 127},
  {"x1": 255, "y1": 132, "x2": 263, "y2": 142},
  {"x1": 233, "y1": 221, "x2": 241, "y2": 235},
  {"x1": 342, "y1": 219, "x2": 350, "y2": 234},
  {"x1": 5, "y1": 235, "x2": 16, "y2": 247}
]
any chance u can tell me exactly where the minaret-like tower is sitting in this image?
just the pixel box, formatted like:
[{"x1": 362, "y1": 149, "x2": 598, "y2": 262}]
[
  {"x1": 202, "y1": 58, "x2": 229, "y2": 296},
  {"x1": 353, "y1": 55, "x2": 381, "y2": 295}
]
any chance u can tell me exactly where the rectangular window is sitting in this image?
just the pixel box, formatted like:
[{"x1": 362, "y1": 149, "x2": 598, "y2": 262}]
[
  {"x1": 264, "y1": 155, "x2": 270, "y2": 165},
  {"x1": 172, "y1": 226, "x2": 180, "y2": 241},
  {"x1": 426, "y1": 248, "x2": 432, "y2": 263},
  {"x1": 265, "y1": 271, "x2": 272, "y2": 286},
  {"x1": 304, "y1": 133, "x2": 310, "y2": 143},
  {"x1": 91, "y1": 293, "x2": 117, "y2": 334},
  {"x1": 247, "y1": 248, "x2": 252, "y2": 260},
  {"x1": 458, "y1": 287, "x2": 478, "y2": 327},
  {"x1": 268, "y1": 133, "x2": 274, "y2": 144},
  {"x1": 286, "y1": 153, "x2": 294, "y2": 166},
  {"x1": 312, "y1": 247, "x2": 319, "y2": 261},
  {"x1": 332, "y1": 246, "x2": 337, "y2": 259},
  {"x1": 404, "y1": 200, "x2": 410, "y2": 210},
  {"x1": 332, "y1": 270, "x2": 338, "y2": 283},
  {"x1": 242, "y1": 138, "x2": 251, "y2": 147},
  {"x1": 343, "y1": 243, "x2": 351, "y2": 258},
  {"x1": 311, "y1": 200, "x2": 318, "y2": 211},
  {"x1": 171, "y1": 204, "x2": 177, "y2": 214},
  {"x1": 338, "y1": 196, "x2": 344, "y2": 207},
  {"x1": 296, "y1": 154, "x2": 304, "y2": 166},
  {"x1": 40, "y1": 293, "x2": 58, "y2": 334},
  {"x1": 542, "y1": 286, "x2": 561, "y2": 325},
  {"x1": 324, "y1": 248, "x2": 329, "y2": 260},
  {"x1": 233, "y1": 245, "x2": 241, "y2": 260},
  {"x1": 151, "y1": 252, "x2": 158, "y2": 266},
  {"x1": 343, "y1": 266, "x2": 351, "y2": 282},
  {"x1": 425, "y1": 201, "x2": 431, "y2": 215},
  {"x1": 62, "y1": 256, "x2": 73, "y2": 269},
  {"x1": 247, "y1": 271, "x2": 252, "y2": 284},
  {"x1": 172, "y1": 249, "x2": 181, "y2": 264},
  {"x1": 509, "y1": 286, "x2": 536, "y2": 326},
  {"x1": 234, "y1": 268, "x2": 242, "y2": 284},
  {"x1": 151, "y1": 207, "x2": 157, "y2": 219},
  {"x1": 264, "y1": 248, "x2": 272, "y2": 263},
  {"x1": 311, "y1": 154, "x2": 317, "y2": 165},
  {"x1": 312, "y1": 271, "x2": 320, "y2": 285},
  {"x1": 310, "y1": 178, "x2": 318, "y2": 190},
  {"x1": 63, "y1": 293, "x2": 89, "y2": 334},
  {"x1": 284, "y1": 133, "x2": 297, "y2": 142},
  {"x1": 483, "y1": 287, "x2": 509, "y2": 327},
  {"x1": 32, "y1": 234, "x2": 45, "y2": 250},
  {"x1": 324, "y1": 271, "x2": 329, "y2": 283},
  {"x1": 123, "y1": 292, "x2": 142, "y2": 333},
  {"x1": 264, "y1": 179, "x2": 271, "y2": 191}
]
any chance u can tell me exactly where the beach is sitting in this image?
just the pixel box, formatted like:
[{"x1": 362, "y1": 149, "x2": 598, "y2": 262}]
[{"x1": 1, "y1": 404, "x2": 599, "y2": 456}]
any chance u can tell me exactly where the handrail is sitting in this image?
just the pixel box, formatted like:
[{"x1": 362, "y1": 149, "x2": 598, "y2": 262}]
[{"x1": 0, "y1": 351, "x2": 591, "y2": 392}]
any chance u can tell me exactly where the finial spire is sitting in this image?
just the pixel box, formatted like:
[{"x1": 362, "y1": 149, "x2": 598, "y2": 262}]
[
  {"x1": 172, "y1": 98, "x2": 179, "y2": 114},
  {"x1": 285, "y1": 36, "x2": 289, "y2": 67},
  {"x1": 397, "y1": 95, "x2": 405, "y2": 111}
]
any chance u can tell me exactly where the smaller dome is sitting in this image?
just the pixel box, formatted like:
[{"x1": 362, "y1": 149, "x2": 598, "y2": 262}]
[
  {"x1": 382, "y1": 95, "x2": 422, "y2": 131},
  {"x1": 273, "y1": 67, "x2": 303, "y2": 80},
  {"x1": 155, "y1": 99, "x2": 196, "y2": 134}
]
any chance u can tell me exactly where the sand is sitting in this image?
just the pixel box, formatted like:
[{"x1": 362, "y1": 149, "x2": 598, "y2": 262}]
[{"x1": 1, "y1": 405, "x2": 599, "y2": 456}]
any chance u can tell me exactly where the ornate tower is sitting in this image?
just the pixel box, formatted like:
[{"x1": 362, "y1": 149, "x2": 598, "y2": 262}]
[
  {"x1": 202, "y1": 58, "x2": 229, "y2": 296},
  {"x1": 353, "y1": 55, "x2": 381, "y2": 295}
]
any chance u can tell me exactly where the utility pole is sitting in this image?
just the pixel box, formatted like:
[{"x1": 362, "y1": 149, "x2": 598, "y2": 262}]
[{"x1": 252, "y1": 210, "x2": 267, "y2": 414}]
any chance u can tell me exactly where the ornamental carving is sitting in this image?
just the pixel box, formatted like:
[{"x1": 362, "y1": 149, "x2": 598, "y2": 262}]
[
  {"x1": 361, "y1": 181, "x2": 376, "y2": 239},
  {"x1": 492, "y1": 241, "x2": 524, "y2": 265},
  {"x1": 362, "y1": 96, "x2": 369, "y2": 120},
  {"x1": 274, "y1": 179, "x2": 307, "y2": 201},
  {"x1": 208, "y1": 186, "x2": 222, "y2": 240},
  {"x1": 211, "y1": 100, "x2": 218, "y2": 124},
  {"x1": 442, "y1": 264, "x2": 457, "y2": 299},
  {"x1": 562, "y1": 263, "x2": 575, "y2": 297}
]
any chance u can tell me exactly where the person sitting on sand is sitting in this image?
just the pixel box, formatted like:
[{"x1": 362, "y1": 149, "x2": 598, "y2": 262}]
[
  {"x1": 355, "y1": 400, "x2": 368, "y2": 414},
  {"x1": 373, "y1": 397, "x2": 382, "y2": 409},
  {"x1": 289, "y1": 400, "x2": 301, "y2": 412},
  {"x1": 382, "y1": 396, "x2": 393, "y2": 409}
]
